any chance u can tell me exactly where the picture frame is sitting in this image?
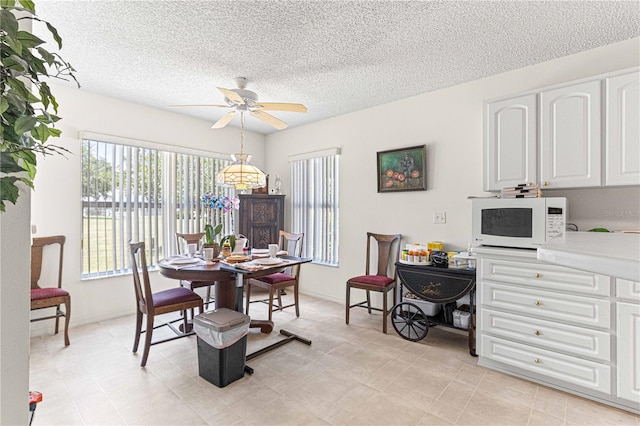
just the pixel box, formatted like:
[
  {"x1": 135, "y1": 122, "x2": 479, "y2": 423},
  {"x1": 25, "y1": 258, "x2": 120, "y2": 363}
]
[{"x1": 377, "y1": 145, "x2": 427, "y2": 192}]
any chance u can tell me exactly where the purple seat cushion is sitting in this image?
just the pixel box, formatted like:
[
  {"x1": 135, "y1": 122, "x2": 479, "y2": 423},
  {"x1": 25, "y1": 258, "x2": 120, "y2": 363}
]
[
  {"x1": 347, "y1": 275, "x2": 394, "y2": 287},
  {"x1": 153, "y1": 287, "x2": 201, "y2": 308},
  {"x1": 31, "y1": 287, "x2": 70, "y2": 301},
  {"x1": 256, "y1": 273, "x2": 295, "y2": 285}
]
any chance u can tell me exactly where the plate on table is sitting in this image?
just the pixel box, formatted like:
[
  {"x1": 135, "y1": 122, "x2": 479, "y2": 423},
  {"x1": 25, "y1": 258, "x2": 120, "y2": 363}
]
[
  {"x1": 254, "y1": 258, "x2": 283, "y2": 266},
  {"x1": 169, "y1": 257, "x2": 200, "y2": 265}
]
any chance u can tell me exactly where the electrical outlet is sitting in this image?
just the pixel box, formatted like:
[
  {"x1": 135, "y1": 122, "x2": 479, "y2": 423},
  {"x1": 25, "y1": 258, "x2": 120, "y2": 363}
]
[
  {"x1": 433, "y1": 212, "x2": 446, "y2": 224},
  {"x1": 31, "y1": 224, "x2": 37, "y2": 234}
]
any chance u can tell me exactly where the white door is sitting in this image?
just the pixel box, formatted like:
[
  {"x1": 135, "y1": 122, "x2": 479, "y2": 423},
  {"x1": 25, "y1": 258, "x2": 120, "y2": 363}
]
[
  {"x1": 606, "y1": 71, "x2": 640, "y2": 186},
  {"x1": 484, "y1": 94, "x2": 537, "y2": 191},
  {"x1": 617, "y1": 301, "x2": 640, "y2": 403},
  {"x1": 540, "y1": 80, "x2": 602, "y2": 188}
]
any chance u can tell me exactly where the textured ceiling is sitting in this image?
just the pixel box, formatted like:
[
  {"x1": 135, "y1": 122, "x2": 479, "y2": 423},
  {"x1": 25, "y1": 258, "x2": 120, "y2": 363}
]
[{"x1": 34, "y1": 1, "x2": 640, "y2": 134}]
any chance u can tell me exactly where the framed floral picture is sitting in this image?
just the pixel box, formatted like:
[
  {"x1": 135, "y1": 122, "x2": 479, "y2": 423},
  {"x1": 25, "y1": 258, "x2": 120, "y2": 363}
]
[{"x1": 377, "y1": 145, "x2": 427, "y2": 192}]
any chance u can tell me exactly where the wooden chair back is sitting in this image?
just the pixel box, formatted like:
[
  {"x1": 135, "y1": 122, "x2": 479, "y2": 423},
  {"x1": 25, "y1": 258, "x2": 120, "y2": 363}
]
[
  {"x1": 175, "y1": 232, "x2": 205, "y2": 255},
  {"x1": 279, "y1": 230, "x2": 304, "y2": 277},
  {"x1": 129, "y1": 241, "x2": 153, "y2": 314},
  {"x1": 31, "y1": 235, "x2": 65, "y2": 290},
  {"x1": 366, "y1": 232, "x2": 402, "y2": 277}
]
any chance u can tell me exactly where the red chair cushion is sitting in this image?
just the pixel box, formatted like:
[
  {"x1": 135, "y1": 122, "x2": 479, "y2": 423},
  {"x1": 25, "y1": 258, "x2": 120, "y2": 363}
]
[
  {"x1": 31, "y1": 287, "x2": 69, "y2": 301},
  {"x1": 255, "y1": 273, "x2": 295, "y2": 284},
  {"x1": 347, "y1": 275, "x2": 394, "y2": 287},
  {"x1": 153, "y1": 287, "x2": 201, "y2": 308}
]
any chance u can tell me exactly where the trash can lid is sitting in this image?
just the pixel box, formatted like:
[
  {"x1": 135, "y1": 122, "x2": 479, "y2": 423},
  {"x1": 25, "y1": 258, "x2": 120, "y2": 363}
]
[{"x1": 193, "y1": 308, "x2": 250, "y2": 332}]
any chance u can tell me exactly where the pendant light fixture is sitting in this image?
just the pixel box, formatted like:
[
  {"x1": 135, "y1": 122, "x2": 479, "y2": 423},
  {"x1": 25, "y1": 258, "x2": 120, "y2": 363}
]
[{"x1": 216, "y1": 111, "x2": 267, "y2": 192}]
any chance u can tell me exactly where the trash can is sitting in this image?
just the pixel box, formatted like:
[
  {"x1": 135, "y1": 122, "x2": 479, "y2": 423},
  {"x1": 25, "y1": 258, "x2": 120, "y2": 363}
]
[{"x1": 193, "y1": 308, "x2": 250, "y2": 387}]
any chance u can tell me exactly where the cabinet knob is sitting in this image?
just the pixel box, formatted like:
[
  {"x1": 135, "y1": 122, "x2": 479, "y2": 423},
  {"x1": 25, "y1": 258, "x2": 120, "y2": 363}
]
[
  {"x1": 534, "y1": 358, "x2": 541, "y2": 364},
  {"x1": 535, "y1": 273, "x2": 542, "y2": 278},
  {"x1": 542, "y1": 182, "x2": 549, "y2": 187},
  {"x1": 535, "y1": 301, "x2": 542, "y2": 306},
  {"x1": 534, "y1": 330, "x2": 541, "y2": 336}
]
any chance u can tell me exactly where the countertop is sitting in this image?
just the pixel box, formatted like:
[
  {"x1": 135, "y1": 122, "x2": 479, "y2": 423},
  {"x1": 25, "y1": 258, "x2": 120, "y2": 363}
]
[{"x1": 537, "y1": 232, "x2": 640, "y2": 282}]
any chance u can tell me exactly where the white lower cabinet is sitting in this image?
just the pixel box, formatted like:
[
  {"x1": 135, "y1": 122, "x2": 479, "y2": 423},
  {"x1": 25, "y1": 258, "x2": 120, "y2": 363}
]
[
  {"x1": 617, "y1": 279, "x2": 640, "y2": 405},
  {"x1": 477, "y1": 247, "x2": 639, "y2": 414}
]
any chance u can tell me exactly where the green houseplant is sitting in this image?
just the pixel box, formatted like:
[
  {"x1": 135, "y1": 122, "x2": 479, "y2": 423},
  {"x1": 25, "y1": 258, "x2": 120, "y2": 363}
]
[{"x1": 0, "y1": 0, "x2": 78, "y2": 212}]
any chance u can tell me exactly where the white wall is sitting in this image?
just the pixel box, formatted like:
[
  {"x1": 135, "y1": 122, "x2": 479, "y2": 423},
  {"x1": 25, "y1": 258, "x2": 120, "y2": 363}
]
[
  {"x1": 31, "y1": 38, "x2": 640, "y2": 329},
  {"x1": 31, "y1": 88, "x2": 266, "y2": 330},
  {"x1": 265, "y1": 37, "x2": 640, "y2": 304}
]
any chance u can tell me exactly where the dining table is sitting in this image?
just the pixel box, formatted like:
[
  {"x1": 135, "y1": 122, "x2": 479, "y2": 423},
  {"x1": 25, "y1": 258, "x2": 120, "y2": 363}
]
[{"x1": 158, "y1": 254, "x2": 312, "y2": 334}]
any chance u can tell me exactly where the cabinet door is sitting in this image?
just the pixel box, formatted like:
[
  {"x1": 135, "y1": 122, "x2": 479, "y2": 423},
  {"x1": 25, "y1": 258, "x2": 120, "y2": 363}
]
[
  {"x1": 540, "y1": 80, "x2": 602, "y2": 188},
  {"x1": 238, "y1": 195, "x2": 284, "y2": 249},
  {"x1": 617, "y1": 301, "x2": 640, "y2": 403},
  {"x1": 606, "y1": 71, "x2": 640, "y2": 186},
  {"x1": 484, "y1": 94, "x2": 537, "y2": 191}
]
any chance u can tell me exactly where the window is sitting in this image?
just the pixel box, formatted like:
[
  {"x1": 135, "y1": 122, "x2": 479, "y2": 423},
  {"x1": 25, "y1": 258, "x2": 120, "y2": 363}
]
[
  {"x1": 81, "y1": 135, "x2": 232, "y2": 278},
  {"x1": 290, "y1": 148, "x2": 340, "y2": 266}
]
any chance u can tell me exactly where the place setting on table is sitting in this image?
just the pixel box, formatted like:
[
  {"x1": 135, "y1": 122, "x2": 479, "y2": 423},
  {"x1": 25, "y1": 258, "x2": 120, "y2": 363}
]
[{"x1": 159, "y1": 243, "x2": 223, "y2": 270}]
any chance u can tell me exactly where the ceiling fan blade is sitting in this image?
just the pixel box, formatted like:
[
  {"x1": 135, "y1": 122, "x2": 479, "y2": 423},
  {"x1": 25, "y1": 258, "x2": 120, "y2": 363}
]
[
  {"x1": 169, "y1": 104, "x2": 229, "y2": 108},
  {"x1": 255, "y1": 102, "x2": 307, "y2": 113},
  {"x1": 217, "y1": 87, "x2": 245, "y2": 105},
  {"x1": 212, "y1": 110, "x2": 236, "y2": 129},
  {"x1": 251, "y1": 110, "x2": 288, "y2": 130}
]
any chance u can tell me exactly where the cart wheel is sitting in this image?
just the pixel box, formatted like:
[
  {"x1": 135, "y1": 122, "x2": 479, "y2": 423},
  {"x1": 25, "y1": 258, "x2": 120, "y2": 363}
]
[{"x1": 391, "y1": 302, "x2": 429, "y2": 341}]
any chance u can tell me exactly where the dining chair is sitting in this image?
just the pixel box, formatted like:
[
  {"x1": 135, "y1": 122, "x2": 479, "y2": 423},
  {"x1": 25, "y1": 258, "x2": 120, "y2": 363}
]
[
  {"x1": 245, "y1": 231, "x2": 304, "y2": 321},
  {"x1": 30, "y1": 235, "x2": 70, "y2": 346},
  {"x1": 345, "y1": 232, "x2": 402, "y2": 333},
  {"x1": 129, "y1": 241, "x2": 203, "y2": 367},
  {"x1": 176, "y1": 232, "x2": 214, "y2": 309}
]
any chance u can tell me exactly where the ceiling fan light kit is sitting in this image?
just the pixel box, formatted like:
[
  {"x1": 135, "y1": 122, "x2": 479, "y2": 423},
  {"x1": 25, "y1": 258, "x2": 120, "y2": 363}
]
[
  {"x1": 216, "y1": 154, "x2": 267, "y2": 192},
  {"x1": 216, "y1": 111, "x2": 267, "y2": 192},
  {"x1": 170, "y1": 77, "x2": 307, "y2": 130}
]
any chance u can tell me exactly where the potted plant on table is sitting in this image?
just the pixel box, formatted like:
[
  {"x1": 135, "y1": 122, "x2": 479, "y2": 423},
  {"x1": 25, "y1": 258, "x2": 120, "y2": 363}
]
[{"x1": 201, "y1": 194, "x2": 239, "y2": 257}]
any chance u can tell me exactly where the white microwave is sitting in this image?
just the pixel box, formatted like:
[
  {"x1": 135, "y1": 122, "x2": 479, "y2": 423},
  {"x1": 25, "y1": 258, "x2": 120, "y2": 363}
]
[{"x1": 472, "y1": 197, "x2": 567, "y2": 249}]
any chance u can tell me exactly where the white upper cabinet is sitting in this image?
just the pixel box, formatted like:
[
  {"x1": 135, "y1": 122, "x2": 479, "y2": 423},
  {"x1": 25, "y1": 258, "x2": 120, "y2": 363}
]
[
  {"x1": 606, "y1": 71, "x2": 640, "y2": 186},
  {"x1": 483, "y1": 67, "x2": 640, "y2": 192},
  {"x1": 540, "y1": 80, "x2": 602, "y2": 188},
  {"x1": 484, "y1": 94, "x2": 537, "y2": 191}
]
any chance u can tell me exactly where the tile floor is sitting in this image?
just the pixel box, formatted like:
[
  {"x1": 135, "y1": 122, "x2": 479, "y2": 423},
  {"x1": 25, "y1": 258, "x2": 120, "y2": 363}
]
[{"x1": 30, "y1": 292, "x2": 639, "y2": 425}]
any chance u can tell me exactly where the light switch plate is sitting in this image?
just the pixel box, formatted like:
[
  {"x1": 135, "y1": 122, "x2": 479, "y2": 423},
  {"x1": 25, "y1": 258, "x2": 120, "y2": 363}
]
[{"x1": 433, "y1": 212, "x2": 446, "y2": 224}]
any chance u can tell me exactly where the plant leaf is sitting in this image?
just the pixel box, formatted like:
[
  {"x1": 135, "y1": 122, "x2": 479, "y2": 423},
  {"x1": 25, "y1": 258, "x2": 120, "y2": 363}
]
[
  {"x1": 0, "y1": 176, "x2": 21, "y2": 208},
  {"x1": 31, "y1": 123, "x2": 50, "y2": 143},
  {"x1": 16, "y1": 30, "x2": 45, "y2": 48},
  {"x1": 0, "y1": 98, "x2": 8, "y2": 114},
  {"x1": 1, "y1": 1, "x2": 18, "y2": 9},
  {"x1": 4, "y1": 36, "x2": 22, "y2": 56},
  {"x1": 17, "y1": 0, "x2": 35, "y2": 12},
  {"x1": 45, "y1": 21, "x2": 62, "y2": 49},
  {"x1": 0, "y1": 9, "x2": 18, "y2": 39},
  {"x1": 0, "y1": 152, "x2": 24, "y2": 173},
  {"x1": 14, "y1": 115, "x2": 36, "y2": 136},
  {"x1": 36, "y1": 46, "x2": 55, "y2": 65}
]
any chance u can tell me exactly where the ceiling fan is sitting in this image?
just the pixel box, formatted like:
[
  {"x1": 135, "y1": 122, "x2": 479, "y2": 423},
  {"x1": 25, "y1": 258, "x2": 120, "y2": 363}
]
[{"x1": 169, "y1": 77, "x2": 307, "y2": 130}]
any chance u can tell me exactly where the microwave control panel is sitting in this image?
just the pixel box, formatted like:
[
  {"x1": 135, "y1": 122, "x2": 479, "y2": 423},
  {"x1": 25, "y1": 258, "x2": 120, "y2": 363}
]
[{"x1": 546, "y1": 207, "x2": 565, "y2": 239}]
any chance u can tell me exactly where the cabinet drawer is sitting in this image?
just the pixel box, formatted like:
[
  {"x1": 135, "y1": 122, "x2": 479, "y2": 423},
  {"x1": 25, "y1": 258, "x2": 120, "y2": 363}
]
[
  {"x1": 480, "y1": 257, "x2": 610, "y2": 296},
  {"x1": 481, "y1": 335, "x2": 611, "y2": 394},
  {"x1": 617, "y1": 279, "x2": 640, "y2": 302},
  {"x1": 482, "y1": 282, "x2": 611, "y2": 329},
  {"x1": 481, "y1": 308, "x2": 611, "y2": 362}
]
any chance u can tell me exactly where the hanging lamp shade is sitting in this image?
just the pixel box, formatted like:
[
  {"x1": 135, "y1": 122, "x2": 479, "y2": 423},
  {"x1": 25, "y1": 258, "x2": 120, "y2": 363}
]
[
  {"x1": 215, "y1": 112, "x2": 267, "y2": 191},
  {"x1": 216, "y1": 153, "x2": 267, "y2": 191}
]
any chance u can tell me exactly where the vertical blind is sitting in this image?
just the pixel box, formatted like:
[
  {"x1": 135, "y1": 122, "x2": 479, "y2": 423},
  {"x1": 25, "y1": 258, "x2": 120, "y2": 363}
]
[
  {"x1": 290, "y1": 148, "x2": 340, "y2": 266},
  {"x1": 82, "y1": 138, "x2": 231, "y2": 279}
]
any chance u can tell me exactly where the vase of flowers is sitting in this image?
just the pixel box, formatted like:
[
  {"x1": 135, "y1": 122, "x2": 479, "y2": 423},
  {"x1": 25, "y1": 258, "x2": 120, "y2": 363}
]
[{"x1": 201, "y1": 194, "x2": 239, "y2": 256}]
